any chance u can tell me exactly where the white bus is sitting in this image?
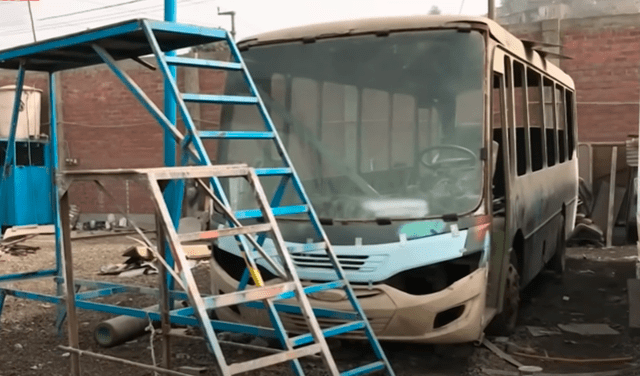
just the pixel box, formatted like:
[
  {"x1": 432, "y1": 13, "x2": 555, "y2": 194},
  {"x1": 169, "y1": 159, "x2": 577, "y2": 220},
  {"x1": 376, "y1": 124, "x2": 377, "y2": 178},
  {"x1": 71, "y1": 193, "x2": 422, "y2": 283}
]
[{"x1": 209, "y1": 15, "x2": 578, "y2": 343}]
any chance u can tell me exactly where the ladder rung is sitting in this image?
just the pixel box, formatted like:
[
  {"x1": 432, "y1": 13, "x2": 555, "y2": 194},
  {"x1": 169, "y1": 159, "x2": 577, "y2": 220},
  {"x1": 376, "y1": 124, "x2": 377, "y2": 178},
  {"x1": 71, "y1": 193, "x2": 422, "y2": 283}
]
[
  {"x1": 255, "y1": 167, "x2": 293, "y2": 176},
  {"x1": 164, "y1": 56, "x2": 243, "y2": 70},
  {"x1": 341, "y1": 361, "x2": 386, "y2": 376},
  {"x1": 202, "y1": 282, "x2": 297, "y2": 310},
  {"x1": 198, "y1": 131, "x2": 275, "y2": 140},
  {"x1": 290, "y1": 321, "x2": 366, "y2": 347},
  {"x1": 228, "y1": 344, "x2": 322, "y2": 375},
  {"x1": 178, "y1": 223, "x2": 272, "y2": 243},
  {"x1": 271, "y1": 280, "x2": 347, "y2": 301},
  {"x1": 182, "y1": 93, "x2": 258, "y2": 105},
  {"x1": 303, "y1": 280, "x2": 346, "y2": 295},
  {"x1": 235, "y1": 205, "x2": 308, "y2": 220}
]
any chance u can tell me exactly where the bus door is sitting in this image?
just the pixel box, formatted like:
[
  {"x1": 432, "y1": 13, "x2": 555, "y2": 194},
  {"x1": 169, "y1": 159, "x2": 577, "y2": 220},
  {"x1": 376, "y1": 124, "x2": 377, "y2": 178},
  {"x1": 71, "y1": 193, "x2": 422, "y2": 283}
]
[{"x1": 486, "y1": 49, "x2": 512, "y2": 314}]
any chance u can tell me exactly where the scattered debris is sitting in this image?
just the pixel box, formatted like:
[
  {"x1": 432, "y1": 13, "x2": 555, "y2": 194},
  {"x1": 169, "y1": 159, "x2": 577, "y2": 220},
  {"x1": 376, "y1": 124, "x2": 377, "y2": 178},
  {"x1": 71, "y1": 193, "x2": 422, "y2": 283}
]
[
  {"x1": 481, "y1": 337, "x2": 527, "y2": 369},
  {"x1": 526, "y1": 326, "x2": 562, "y2": 337},
  {"x1": 0, "y1": 235, "x2": 40, "y2": 256},
  {"x1": 98, "y1": 244, "x2": 157, "y2": 276},
  {"x1": 177, "y1": 366, "x2": 207, "y2": 375},
  {"x1": 513, "y1": 351, "x2": 633, "y2": 364},
  {"x1": 557, "y1": 323, "x2": 620, "y2": 336},
  {"x1": 69, "y1": 204, "x2": 80, "y2": 229},
  {"x1": 518, "y1": 365, "x2": 543, "y2": 375},
  {"x1": 2, "y1": 225, "x2": 54, "y2": 242},
  {"x1": 481, "y1": 365, "x2": 640, "y2": 376},
  {"x1": 567, "y1": 223, "x2": 604, "y2": 248}
]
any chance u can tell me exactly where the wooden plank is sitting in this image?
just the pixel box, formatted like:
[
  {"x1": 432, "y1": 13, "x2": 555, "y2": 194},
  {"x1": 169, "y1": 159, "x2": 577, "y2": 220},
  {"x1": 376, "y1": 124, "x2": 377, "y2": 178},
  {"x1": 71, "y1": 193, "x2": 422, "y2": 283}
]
[
  {"x1": 178, "y1": 223, "x2": 272, "y2": 243},
  {"x1": 628, "y1": 278, "x2": 640, "y2": 328},
  {"x1": 62, "y1": 164, "x2": 250, "y2": 181},
  {"x1": 228, "y1": 344, "x2": 322, "y2": 375},
  {"x1": 606, "y1": 147, "x2": 618, "y2": 248},
  {"x1": 60, "y1": 192, "x2": 81, "y2": 376},
  {"x1": 146, "y1": 178, "x2": 231, "y2": 376},
  {"x1": 157, "y1": 215, "x2": 171, "y2": 370}
]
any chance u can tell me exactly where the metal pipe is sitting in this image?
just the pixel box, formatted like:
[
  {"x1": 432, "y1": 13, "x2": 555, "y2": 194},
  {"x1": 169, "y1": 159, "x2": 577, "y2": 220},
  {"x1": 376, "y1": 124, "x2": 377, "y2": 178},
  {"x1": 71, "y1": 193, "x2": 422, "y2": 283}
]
[
  {"x1": 164, "y1": 0, "x2": 177, "y2": 169},
  {"x1": 488, "y1": 0, "x2": 496, "y2": 20},
  {"x1": 218, "y1": 7, "x2": 236, "y2": 40},
  {"x1": 2, "y1": 64, "x2": 25, "y2": 178},
  {"x1": 94, "y1": 312, "x2": 155, "y2": 348},
  {"x1": 637, "y1": 68, "x2": 640, "y2": 278},
  {"x1": 58, "y1": 346, "x2": 195, "y2": 376},
  {"x1": 164, "y1": 0, "x2": 178, "y2": 299}
]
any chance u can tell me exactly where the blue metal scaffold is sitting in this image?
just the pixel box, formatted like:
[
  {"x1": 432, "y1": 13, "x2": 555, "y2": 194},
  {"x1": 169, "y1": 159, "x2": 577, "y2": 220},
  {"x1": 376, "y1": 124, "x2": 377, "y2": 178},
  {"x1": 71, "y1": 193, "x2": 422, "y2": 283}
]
[{"x1": 0, "y1": 19, "x2": 395, "y2": 376}]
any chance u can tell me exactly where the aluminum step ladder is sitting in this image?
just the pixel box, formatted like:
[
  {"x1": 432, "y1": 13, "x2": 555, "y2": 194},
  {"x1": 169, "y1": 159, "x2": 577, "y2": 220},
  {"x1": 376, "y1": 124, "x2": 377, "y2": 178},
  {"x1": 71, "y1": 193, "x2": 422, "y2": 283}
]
[{"x1": 126, "y1": 22, "x2": 395, "y2": 376}]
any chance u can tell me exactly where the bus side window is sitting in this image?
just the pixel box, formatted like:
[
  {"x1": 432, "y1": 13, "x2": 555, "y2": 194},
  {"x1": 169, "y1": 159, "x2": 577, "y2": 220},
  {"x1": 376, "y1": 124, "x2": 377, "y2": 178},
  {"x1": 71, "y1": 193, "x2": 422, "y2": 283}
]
[
  {"x1": 527, "y1": 69, "x2": 544, "y2": 172},
  {"x1": 556, "y1": 85, "x2": 567, "y2": 163},
  {"x1": 513, "y1": 61, "x2": 528, "y2": 176},
  {"x1": 566, "y1": 90, "x2": 576, "y2": 159},
  {"x1": 543, "y1": 77, "x2": 556, "y2": 167}
]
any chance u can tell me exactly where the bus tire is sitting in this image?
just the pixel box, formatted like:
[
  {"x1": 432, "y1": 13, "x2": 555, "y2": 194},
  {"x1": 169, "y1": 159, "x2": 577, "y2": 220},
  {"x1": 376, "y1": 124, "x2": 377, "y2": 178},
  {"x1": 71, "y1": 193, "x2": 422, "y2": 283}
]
[
  {"x1": 486, "y1": 254, "x2": 520, "y2": 336},
  {"x1": 548, "y1": 222, "x2": 566, "y2": 274}
]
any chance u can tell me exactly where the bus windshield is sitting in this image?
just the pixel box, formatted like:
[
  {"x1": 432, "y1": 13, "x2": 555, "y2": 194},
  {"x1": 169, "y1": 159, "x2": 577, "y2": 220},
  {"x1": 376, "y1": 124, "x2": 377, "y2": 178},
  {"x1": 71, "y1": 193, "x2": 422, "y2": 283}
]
[{"x1": 226, "y1": 29, "x2": 485, "y2": 220}]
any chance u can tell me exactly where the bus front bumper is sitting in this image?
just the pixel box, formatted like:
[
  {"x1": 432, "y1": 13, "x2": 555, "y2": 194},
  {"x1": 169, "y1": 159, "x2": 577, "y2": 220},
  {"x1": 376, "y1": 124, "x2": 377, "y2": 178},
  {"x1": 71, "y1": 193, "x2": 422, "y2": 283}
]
[{"x1": 209, "y1": 259, "x2": 487, "y2": 344}]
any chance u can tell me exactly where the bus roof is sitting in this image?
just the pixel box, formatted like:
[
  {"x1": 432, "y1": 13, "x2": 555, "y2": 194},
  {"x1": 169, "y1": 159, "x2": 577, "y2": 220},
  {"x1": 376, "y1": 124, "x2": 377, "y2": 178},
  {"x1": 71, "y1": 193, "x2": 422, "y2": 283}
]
[{"x1": 237, "y1": 15, "x2": 574, "y2": 88}]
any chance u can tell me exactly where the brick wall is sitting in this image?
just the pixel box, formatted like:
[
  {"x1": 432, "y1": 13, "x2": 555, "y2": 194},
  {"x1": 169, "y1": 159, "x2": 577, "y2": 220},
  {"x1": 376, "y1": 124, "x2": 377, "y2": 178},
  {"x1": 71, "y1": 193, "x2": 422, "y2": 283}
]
[
  {"x1": 0, "y1": 55, "x2": 227, "y2": 214},
  {"x1": 506, "y1": 14, "x2": 640, "y2": 143}
]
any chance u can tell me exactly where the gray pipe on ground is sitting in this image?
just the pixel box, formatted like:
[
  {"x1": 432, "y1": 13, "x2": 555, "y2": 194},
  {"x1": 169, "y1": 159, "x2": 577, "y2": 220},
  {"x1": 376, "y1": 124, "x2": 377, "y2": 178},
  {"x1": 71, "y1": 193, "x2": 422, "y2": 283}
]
[
  {"x1": 95, "y1": 301, "x2": 187, "y2": 347},
  {"x1": 94, "y1": 311, "x2": 156, "y2": 348}
]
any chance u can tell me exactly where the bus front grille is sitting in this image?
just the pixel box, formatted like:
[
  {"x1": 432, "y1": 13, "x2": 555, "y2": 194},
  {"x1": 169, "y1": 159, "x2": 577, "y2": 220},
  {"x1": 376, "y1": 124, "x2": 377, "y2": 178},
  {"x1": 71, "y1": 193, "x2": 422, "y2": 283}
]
[{"x1": 290, "y1": 253, "x2": 369, "y2": 271}]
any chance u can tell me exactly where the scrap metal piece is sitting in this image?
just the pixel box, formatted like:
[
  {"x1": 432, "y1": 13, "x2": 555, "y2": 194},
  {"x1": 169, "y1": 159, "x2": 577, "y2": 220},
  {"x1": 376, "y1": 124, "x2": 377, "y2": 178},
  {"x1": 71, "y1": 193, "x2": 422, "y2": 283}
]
[
  {"x1": 557, "y1": 323, "x2": 620, "y2": 336},
  {"x1": 482, "y1": 337, "x2": 526, "y2": 369}
]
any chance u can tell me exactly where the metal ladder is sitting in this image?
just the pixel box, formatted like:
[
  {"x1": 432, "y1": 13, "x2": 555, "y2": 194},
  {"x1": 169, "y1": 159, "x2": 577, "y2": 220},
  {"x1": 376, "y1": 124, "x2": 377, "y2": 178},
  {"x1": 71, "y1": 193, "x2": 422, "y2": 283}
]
[{"x1": 137, "y1": 23, "x2": 395, "y2": 376}]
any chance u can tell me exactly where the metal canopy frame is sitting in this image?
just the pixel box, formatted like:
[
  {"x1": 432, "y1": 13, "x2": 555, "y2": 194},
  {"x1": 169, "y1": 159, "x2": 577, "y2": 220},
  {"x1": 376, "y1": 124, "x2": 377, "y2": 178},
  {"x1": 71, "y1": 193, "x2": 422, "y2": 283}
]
[
  {"x1": 0, "y1": 19, "x2": 241, "y2": 375},
  {"x1": 0, "y1": 18, "x2": 394, "y2": 376},
  {"x1": 0, "y1": 19, "x2": 226, "y2": 72}
]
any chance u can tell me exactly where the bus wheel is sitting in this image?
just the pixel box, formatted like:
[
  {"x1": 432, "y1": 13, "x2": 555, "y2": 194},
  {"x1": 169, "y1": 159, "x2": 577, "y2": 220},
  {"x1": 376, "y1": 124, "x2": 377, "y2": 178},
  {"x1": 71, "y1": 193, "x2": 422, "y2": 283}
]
[
  {"x1": 487, "y1": 255, "x2": 520, "y2": 335},
  {"x1": 548, "y1": 222, "x2": 566, "y2": 274}
]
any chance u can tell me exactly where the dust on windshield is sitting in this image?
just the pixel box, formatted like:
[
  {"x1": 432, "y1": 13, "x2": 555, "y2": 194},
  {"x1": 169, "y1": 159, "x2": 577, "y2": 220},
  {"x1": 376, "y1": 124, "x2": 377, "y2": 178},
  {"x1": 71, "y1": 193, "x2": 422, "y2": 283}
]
[{"x1": 221, "y1": 29, "x2": 486, "y2": 220}]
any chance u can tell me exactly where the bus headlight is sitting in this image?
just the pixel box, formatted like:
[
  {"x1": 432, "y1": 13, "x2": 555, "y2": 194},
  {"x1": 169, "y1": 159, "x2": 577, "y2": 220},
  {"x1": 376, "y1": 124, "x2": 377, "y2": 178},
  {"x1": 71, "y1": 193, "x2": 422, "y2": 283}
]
[{"x1": 382, "y1": 251, "x2": 482, "y2": 295}]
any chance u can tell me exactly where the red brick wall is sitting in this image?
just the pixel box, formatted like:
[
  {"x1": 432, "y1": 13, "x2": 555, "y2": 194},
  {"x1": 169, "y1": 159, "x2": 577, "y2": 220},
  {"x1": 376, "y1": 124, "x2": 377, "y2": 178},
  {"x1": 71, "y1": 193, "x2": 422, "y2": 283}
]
[
  {"x1": 0, "y1": 56, "x2": 226, "y2": 214},
  {"x1": 507, "y1": 14, "x2": 640, "y2": 143}
]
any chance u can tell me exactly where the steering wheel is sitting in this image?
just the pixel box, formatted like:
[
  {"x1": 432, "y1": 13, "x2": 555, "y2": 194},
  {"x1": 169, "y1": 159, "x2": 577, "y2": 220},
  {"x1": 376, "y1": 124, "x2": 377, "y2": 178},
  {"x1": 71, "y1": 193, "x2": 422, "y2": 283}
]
[{"x1": 419, "y1": 145, "x2": 478, "y2": 170}]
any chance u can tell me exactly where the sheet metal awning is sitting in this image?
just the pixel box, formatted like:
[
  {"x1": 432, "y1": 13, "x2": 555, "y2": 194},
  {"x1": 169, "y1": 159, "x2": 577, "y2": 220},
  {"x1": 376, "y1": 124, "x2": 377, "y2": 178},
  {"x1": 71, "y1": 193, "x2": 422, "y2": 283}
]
[{"x1": 0, "y1": 19, "x2": 227, "y2": 72}]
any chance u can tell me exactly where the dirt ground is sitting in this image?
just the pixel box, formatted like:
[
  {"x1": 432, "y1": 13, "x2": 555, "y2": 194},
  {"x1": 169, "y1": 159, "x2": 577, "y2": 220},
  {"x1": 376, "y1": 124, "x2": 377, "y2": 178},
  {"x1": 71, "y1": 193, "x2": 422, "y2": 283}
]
[{"x1": 2, "y1": 234, "x2": 640, "y2": 376}]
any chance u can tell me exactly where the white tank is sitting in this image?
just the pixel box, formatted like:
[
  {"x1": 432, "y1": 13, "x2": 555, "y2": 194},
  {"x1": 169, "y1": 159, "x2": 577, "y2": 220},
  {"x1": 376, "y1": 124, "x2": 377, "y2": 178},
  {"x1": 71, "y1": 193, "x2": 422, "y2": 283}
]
[{"x1": 0, "y1": 85, "x2": 42, "y2": 139}]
